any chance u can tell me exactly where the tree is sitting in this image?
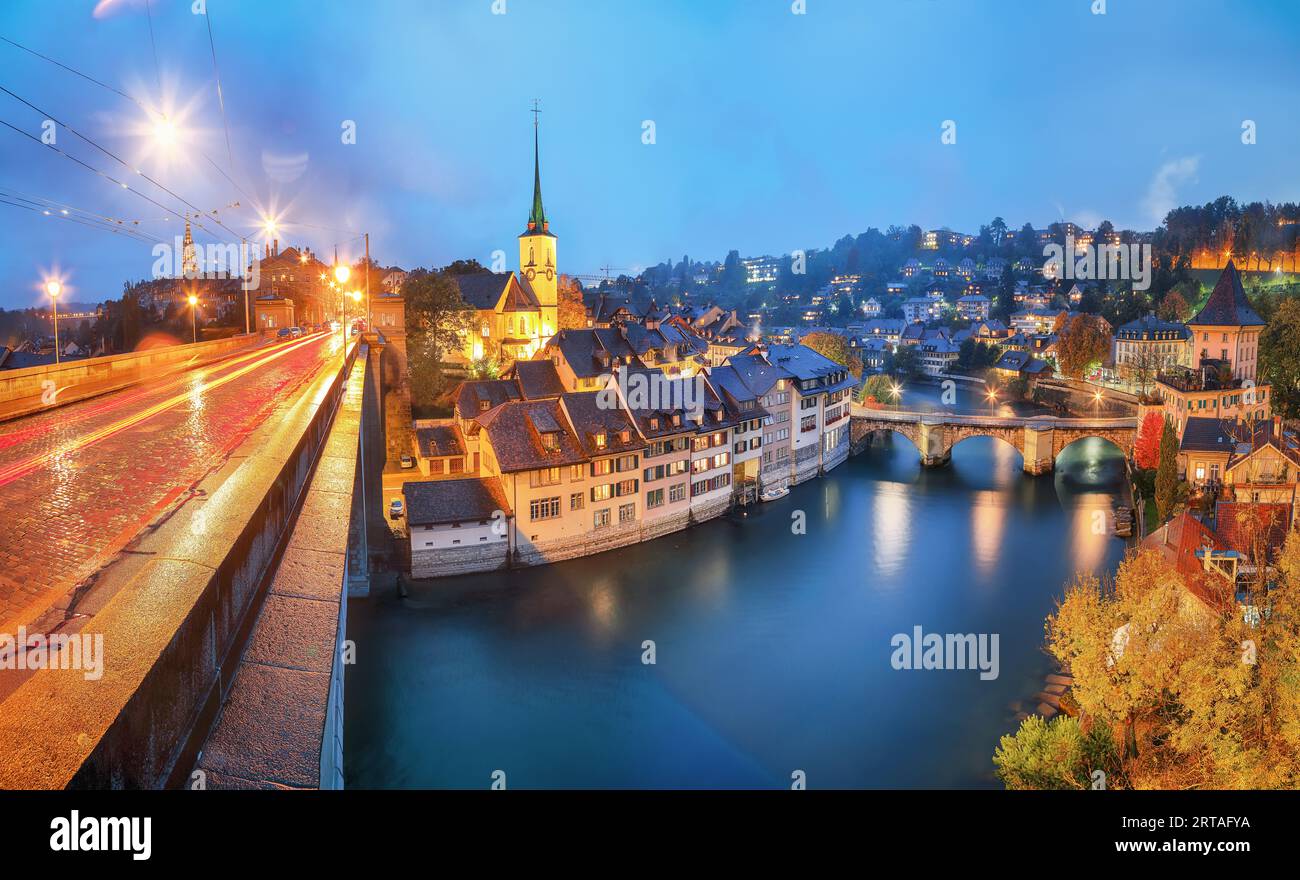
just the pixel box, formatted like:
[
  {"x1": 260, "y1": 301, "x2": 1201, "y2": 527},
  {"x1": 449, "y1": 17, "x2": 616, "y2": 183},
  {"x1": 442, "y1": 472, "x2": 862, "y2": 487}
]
[
  {"x1": 886, "y1": 344, "x2": 920, "y2": 379},
  {"x1": 1134, "y1": 411, "x2": 1164, "y2": 470},
  {"x1": 557, "y1": 276, "x2": 587, "y2": 331},
  {"x1": 800, "y1": 331, "x2": 863, "y2": 378},
  {"x1": 1259, "y1": 298, "x2": 1300, "y2": 418},
  {"x1": 403, "y1": 270, "x2": 474, "y2": 404},
  {"x1": 994, "y1": 715, "x2": 1120, "y2": 790},
  {"x1": 1055, "y1": 314, "x2": 1110, "y2": 379},
  {"x1": 1157, "y1": 290, "x2": 1190, "y2": 322},
  {"x1": 857, "y1": 373, "x2": 898, "y2": 406},
  {"x1": 1154, "y1": 416, "x2": 1179, "y2": 522}
]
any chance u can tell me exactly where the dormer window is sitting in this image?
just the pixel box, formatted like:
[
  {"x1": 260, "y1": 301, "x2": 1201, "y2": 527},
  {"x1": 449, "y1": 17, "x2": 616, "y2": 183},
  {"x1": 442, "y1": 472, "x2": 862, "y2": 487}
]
[
  {"x1": 649, "y1": 417, "x2": 659, "y2": 430},
  {"x1": 672, "y1": 414, "x2": 681, "y2": 427},
  {"x1": 479, "y1": 400, "x2": 490, "y2": 412},
  {"x1": 540, "y1": 431, "x2": 558, "y2": 451},
  {"x1": 595, "y1": 432, "x2": 607, "y2": 449},
  {"x1": 620, "y1": 429, "x2": 631, "y2": 443}
]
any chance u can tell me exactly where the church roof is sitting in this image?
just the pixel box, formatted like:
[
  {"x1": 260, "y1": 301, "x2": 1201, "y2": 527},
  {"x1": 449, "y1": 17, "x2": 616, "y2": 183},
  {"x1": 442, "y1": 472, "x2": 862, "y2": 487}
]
[
  {"x1": 522, "y1": 115, "x2": 553, "y2": 238},
  {"x1": 451, "y1": 272, "x2": 540, "y2": 311},
  {"x1": 1187, "y1": 261, "x2": 1265, "y2": 327}
]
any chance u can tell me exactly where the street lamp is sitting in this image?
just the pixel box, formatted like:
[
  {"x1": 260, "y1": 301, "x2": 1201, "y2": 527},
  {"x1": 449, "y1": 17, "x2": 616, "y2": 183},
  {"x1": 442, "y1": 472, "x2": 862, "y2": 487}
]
[
  {"x1": 188, "y1": 293, "x2": 199, "y2": 343},
  {"x1": 46, "y1": 279, "x2": 61, "y2": 364}
]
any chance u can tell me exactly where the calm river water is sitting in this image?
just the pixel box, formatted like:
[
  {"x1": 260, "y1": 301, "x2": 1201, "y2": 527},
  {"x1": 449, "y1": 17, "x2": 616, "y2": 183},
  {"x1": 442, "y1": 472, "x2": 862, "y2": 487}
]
[{"x1": 344, "y1": 383, "x2": 1128, "y2": 788}]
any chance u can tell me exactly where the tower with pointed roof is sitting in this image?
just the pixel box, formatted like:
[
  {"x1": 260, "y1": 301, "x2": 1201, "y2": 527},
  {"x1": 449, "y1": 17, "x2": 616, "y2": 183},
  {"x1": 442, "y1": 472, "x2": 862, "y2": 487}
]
[
  {"x1": 182, "y1": 217, "x2": 198, "y2": 279},
  {"x1": 518, "y1": 104, "x2": 557, "y2": 341},
  {"x1": 1186, "y1": 260, "x2": 1265, "y2": 383}
]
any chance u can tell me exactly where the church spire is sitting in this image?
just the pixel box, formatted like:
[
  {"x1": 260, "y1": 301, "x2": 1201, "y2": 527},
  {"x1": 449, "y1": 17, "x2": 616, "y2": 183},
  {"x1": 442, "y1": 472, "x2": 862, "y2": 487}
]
[{"x1": 527, "y1": 100, "x2": 548, "y2": 233}]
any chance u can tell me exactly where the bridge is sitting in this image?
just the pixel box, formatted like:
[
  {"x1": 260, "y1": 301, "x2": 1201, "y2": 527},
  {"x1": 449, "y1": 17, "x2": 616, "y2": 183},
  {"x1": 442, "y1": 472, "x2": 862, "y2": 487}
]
[
  {"x1": 851, "y1": 405, "x2": 1138, "y2": 474},
  {"x1": 0, "y1": 327, "x2": 403, "y2": 790}
]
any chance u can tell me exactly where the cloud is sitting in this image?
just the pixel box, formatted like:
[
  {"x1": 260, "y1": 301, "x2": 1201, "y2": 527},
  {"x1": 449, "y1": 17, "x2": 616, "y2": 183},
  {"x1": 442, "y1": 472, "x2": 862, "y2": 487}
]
[{"x1": 1141, "y1": 157, "x2": 1199, "y2": 225}]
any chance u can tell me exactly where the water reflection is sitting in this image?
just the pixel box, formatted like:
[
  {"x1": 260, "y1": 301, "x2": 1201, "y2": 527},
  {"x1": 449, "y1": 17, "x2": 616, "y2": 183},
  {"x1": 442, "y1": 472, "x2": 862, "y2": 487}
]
[{"x1": 345, "y1": 421, "x2": 1131, "y2": 789}]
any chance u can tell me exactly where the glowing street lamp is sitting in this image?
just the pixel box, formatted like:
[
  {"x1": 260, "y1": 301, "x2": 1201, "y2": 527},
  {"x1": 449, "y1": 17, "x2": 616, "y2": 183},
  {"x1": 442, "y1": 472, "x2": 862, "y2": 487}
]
[
  {"x1": 188, "y1": 293, "x2": 199, "y2": 343},
  {"x1": 333, "y1": 264, "x2": 350, "y2": 286},
  {"x1": 46, "y1": 279, "x2": 61, "y2": 364}
]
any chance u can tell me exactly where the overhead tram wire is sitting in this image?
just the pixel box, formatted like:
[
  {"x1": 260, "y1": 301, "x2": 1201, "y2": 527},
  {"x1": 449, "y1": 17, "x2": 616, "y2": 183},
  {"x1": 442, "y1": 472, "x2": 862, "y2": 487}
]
[
  {"x1": 0, "y1": 117, "x2": 225, "y2": 245},
  {"x1": 0, "y1": 86, "x2": 241, "y2": 244},
  {"x1": 0, "y1": 196, "x2": 164, "y2": 245},
  {"x1": 203, "y1": 4, "x2": 236, "y2": 176},
  {"x1": 0, "y1": 186, "x2": 171, "y2": 242},
  {"x1": 0, "y1": 35, "x2": 258, "y2": 211}
]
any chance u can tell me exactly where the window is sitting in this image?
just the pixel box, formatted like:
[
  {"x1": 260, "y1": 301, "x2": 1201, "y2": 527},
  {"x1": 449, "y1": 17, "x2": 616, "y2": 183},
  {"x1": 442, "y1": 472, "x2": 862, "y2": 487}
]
[
  {"x1": 591, "y1": 483, "x2": 613, "y2": 502},
  {"x1": 570, "y1": 464, "x2": 584, "y2": 480},
  {"x1": 646, "y1": 488, "x2": 665, "y2": 509},
  {"x1": 531, "y1": 467, "x2": 561, "y2": 487},
  {"x1": 540, "y1": 431, "x2": 559, "y2": 451},
  {"x1": 529, "y1": 497, "x2": 561, "y2": 521},
  {"x1": 619, "y1": 503, "x2": 635, "y2": 524},
  {"x1": 594, "y1": 432, "x2": 607, "y2": 450},
  {"x1": 593, "y1": 508, "x2": 611, "y2": 529},
  {"x1": 615, "y1": 454, "x2": 638, "y2": 472},
  {"x1": 615, "y1": 478, "x2": 638, "y2": 497},
  {"x1": 801, "y1": 415, "x2": 818, "y2": 433},
  {"x1": 591, "y1": 459, "x2": 613, "y2": 477},
  {"x1": 570, "y1": 492, "x2": 584, "y2": 511},
  {"x1": 669, "y1": 483, "x2": 686, "y2": 503}
]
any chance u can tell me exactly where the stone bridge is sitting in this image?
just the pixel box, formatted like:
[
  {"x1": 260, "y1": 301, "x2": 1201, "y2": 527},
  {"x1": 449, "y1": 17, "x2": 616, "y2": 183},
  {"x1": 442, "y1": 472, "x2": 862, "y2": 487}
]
[{"x1": 850, "y1": 405, "x2": 1137, "y2": 474}]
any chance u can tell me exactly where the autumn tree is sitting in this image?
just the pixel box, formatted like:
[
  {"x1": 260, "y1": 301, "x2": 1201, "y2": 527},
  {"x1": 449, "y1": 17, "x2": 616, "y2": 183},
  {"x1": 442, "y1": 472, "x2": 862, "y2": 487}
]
[
  {"x1": 1154, "y1": 416, "x2": 1179, "y2": 522},
  {"x1": 1055, "y1": 314, "x2": 1111, "y2": 379},
  {"x1": 1134, "y1": 411, "x2": 1164, "y2": 470},
  {"x1": 800, "y1": 331, "x2": 864, "y2": 378},
  {"x1": 1157, "y1": 290, "x2": 1190, "y2": 322},
  {"x1": 557, "y1": 275, "x2": 588, "y2": 331}
]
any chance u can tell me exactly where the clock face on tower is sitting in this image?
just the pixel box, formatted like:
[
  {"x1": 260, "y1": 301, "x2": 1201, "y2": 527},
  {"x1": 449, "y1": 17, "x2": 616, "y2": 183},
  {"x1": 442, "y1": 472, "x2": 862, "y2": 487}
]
[
  {"x1": 544, "y1": 268, "x2": 554, "y2": 281},
  {"x1": 525, "y1": 268, "x2": 536, "y2": 281}
]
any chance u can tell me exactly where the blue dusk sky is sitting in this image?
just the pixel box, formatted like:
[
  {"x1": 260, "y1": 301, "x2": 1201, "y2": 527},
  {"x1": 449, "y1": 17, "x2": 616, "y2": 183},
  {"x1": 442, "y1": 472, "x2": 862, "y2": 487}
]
[{"x1": 1, "y1": 0, "x2": 1298, "y2": 307}]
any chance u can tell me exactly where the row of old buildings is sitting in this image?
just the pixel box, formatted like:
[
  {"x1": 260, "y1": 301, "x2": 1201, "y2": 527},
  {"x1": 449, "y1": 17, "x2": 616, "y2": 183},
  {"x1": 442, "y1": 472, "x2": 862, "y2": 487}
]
[{"x1": 404, "y1": 337, "x2": 855, "y2": 577}]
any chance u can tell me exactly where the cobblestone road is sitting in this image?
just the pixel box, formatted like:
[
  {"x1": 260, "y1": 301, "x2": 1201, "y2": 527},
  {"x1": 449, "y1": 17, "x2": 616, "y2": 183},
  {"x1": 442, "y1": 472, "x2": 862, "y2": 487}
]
[{"x1": 0, "y1": 332, "x2": 344, "y2": 630}]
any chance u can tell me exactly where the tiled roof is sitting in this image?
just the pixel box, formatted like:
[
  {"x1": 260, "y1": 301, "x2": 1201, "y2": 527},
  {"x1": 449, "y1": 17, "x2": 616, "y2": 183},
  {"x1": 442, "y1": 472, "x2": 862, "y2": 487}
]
[
  {"x1": 511, "y1": 359, "x2": 565, "y2": 399},
  {"x1": 415, "y1": 424, "x2": 465, "y2": 457},
  {"x1": 1187, "y1": 261, "x2": 1265, "y2": 327},
  {"x1": 1116, "y1": 313, "x2": 1191, "y2": 340},
  {"x1": 1214, "y1": 501, "x2": 1291, "y2": 564},
  {"x1": 451, "y1": 272, "x2": 541, "y2": 312},
  {"x1": 403, "y1": 477, "x2": 511, "y2": 526},
  {"x1": 1178, "y1": 417, "x2": 1235, "y2": 453},
  {"x1": 1141, "y1": 513, "x2": 1236, "y2": 614},
  {"x1": 477, "y1": 397, "x2": 587, "y2": 472},
  {"x1": 454, "y1": 379, "x2": 521, "y2": 420},
  {"x1": 545, "y1": 328, "x2": 642, "y2": 379},
  {"x1": 560, "y1": 391, "x2": 644, "y2": 457}
]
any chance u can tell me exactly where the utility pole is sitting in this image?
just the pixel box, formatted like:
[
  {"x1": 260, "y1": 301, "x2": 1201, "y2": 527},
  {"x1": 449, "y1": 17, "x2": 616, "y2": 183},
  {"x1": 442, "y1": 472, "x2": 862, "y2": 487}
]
[{"x1": 364, "y1": 232, "x2": 371, "y2": 330}]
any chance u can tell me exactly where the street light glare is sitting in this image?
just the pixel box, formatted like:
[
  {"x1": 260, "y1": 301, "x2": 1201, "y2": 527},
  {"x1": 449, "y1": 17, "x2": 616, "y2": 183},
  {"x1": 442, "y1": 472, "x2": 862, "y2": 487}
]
[
  {"x1": 334, "y1": 265, "x2": 351, "y2": 285},
  {"x1": 152, "y1": 116, "x2": 178, "y2": 149},
  {"x1": 45, "y1": 279, "x2": 61, "y2": 298},
  {"x1": 188, "y1": 294, "x2": 199, "y2": 306}
]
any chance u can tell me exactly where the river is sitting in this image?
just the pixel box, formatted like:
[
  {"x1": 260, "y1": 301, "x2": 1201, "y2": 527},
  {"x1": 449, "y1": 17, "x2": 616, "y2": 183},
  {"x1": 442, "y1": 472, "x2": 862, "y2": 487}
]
[{"x1": 343, "y1": 383, "x2": 1129, "y2": 788}]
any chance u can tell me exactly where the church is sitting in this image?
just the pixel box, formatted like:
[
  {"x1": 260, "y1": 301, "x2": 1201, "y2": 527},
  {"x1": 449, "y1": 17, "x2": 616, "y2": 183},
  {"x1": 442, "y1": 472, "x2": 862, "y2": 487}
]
[{"x1": 451, "y1": 116, "x2": 559, "y2": 365}]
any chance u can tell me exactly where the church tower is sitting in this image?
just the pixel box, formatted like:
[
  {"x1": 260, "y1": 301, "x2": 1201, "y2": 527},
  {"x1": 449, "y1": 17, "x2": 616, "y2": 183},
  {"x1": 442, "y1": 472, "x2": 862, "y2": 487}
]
[
  {"x1": 519, "y1": 105, "x2": 557, "y2": 339},
  {"x1": 182, "y1": 217, "x2": 198, "y2": 279}
]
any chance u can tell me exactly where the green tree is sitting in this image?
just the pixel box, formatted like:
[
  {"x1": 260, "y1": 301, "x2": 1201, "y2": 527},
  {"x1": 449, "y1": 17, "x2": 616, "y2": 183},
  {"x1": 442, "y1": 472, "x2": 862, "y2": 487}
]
[
  {"x1": 403, "y1": 270, "x2": 473, "y2": 405},
  {"x1": 1154, "y1": 416, "x2": 1179, "y2": 523},
  {"x1": 994, "y1": 715, "x2": 1120, "y2": 790},
  {"x1": 886, "y1": 344, "x2": 920, "y2": 379},
  {"x1": 1260, "y1": 298, "x2": 1300, "y2": 418}
]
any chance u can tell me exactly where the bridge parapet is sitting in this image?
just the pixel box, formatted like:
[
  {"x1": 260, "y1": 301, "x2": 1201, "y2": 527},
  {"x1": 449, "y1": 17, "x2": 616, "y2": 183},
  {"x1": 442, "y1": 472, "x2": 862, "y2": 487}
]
[{"x1": 851, "y1": 406, "x2": 1137, "y2": 474}]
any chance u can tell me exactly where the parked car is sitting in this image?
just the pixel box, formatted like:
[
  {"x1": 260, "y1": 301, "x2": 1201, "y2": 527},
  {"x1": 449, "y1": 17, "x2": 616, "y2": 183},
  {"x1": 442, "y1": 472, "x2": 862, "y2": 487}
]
[
  {"x1": 276, "y1": 327, "x2": 293, "y2": 338},
  {"x1": 289, "y1": 326, "x2": 304, "y2": 338},
  {"x1": 399, "y1": 454, "x2": 415, "y2": 469},
  {"x1": 389, "y1": 499, "x2": 404, "y2": 520}
]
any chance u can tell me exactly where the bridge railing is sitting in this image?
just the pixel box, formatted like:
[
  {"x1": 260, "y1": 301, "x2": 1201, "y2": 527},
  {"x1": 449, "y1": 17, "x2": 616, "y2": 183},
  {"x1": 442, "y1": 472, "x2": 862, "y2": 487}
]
[{"x1": 850, "y1": 404, "x2": 1136, "y2": 429}]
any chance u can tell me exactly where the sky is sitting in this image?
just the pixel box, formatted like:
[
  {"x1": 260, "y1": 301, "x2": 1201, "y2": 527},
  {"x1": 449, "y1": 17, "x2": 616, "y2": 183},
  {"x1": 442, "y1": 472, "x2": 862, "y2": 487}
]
[{"x1": 1, "y1": 0, "x2": 1298, "y2": 308}]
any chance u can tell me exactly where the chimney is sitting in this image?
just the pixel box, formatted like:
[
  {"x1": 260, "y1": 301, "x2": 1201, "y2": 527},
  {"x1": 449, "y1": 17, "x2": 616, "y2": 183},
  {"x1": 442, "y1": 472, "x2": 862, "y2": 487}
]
[{"x1": 273, "y1": 239, "x2": 279, "y2": 257}]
